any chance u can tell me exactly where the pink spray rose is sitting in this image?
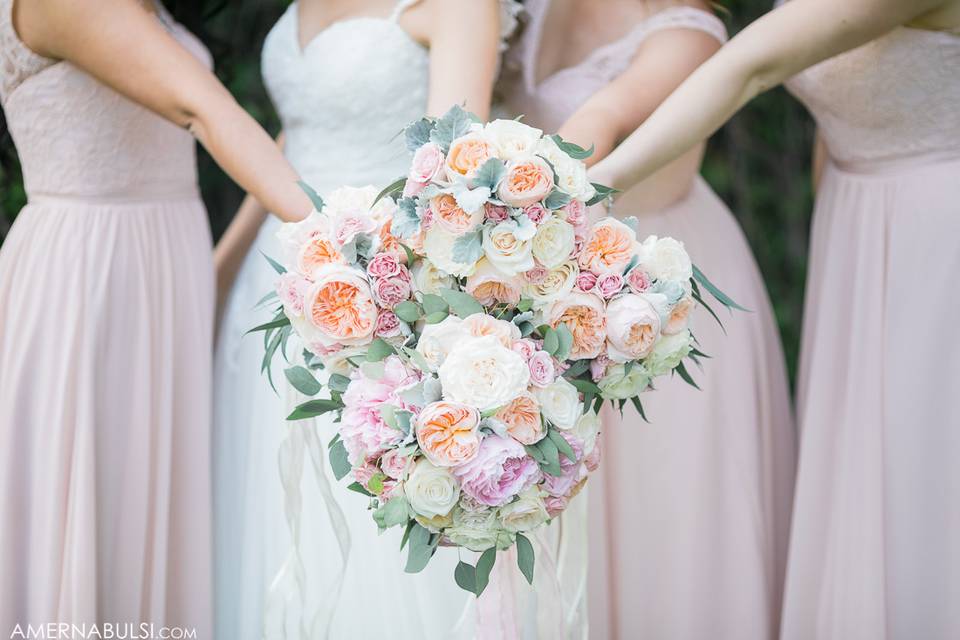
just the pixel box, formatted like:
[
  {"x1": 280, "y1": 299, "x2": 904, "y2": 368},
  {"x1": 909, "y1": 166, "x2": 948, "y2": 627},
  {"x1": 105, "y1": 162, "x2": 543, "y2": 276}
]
[
  {"x1": 380, "y1": 449, "x2": 411, "y2": 480},
  {"x1": 453, "y1": 435, "x2": 541, "y2": 507},
  {"x1": 590, "y1": 352, "x2": 611, "y2": 382},
  {"x1": 523, "y1": 203, "x2": 548, "y2": 225},
  {"x1": 575, "y1": 270, "x2": 598, "y2": 293},
  {"x1": 544, "y1": 495, "x2": 568, "y2": 519},
  {"x1": 511, "y1": 338, "x2": 537, "y2": 361},
  {"x1": 484, "y1": 203, "x2": 511, "y2": 223},
  {"x1": 523, "y1": 265, "x2": 549, "y2": 284},
  {"x1": 625, "y1": 267, "x2": 652, "y2": 294},
  {"x1": 276, "y1": 272, "x2": 310, "y2": 316},
  {"x1": 409, "y1": 142, "x2": 445, "y2": 183},
  {"x1": 562, "y1": 199, "x2": 587, "y2": 230},
  {"x1": 527, "y1": 350, "x2": 557, "y2": 388},
  {"x1": 332, "y1": 211, "x2": 377, "y2": 247},
  {"x1": 374, "y1": 310, "x2": 402, "y2": 338},
  {"x1": 403, "y1": 180, "x2": 426, "y2": 198},
  {"x1": 596, "y1": 272, "x2": 625, "y2": 299},
  {"x1": 367, "y1": 253, "x2": 402, "y2": 279},
  {"x1": 372, "y1": 271, "x2": 412, "y2": 309}
]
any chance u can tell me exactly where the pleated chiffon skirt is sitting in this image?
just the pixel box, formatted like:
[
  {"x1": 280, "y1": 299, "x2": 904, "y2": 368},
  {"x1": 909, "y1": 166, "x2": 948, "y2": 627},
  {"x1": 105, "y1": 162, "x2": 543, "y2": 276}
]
[
  {"x1": 0, "y1": 195, "x2": 214, "y2": 635},
  {"x1": 781, "y1": 155, "x2": 960, "y2": 639},
  {"x1": 588, "y1": 178, "x2": 797, "y2": 640}
]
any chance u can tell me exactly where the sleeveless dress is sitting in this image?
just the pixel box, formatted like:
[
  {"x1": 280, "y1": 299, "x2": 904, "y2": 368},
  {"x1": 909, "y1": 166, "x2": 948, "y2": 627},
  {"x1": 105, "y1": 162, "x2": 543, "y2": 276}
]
[
  {"x1": 501, "y1": 3, "x2": 796, "y2": 638},
  {"x1": 0, "y1": 4, "x2": 213, "y2": 635},
  {"x1": 212, "y1": 2, "x2": 527, "y2": 638},
  {"x1": 780, "y1": 24, "x2": 960, "y2": 640}
]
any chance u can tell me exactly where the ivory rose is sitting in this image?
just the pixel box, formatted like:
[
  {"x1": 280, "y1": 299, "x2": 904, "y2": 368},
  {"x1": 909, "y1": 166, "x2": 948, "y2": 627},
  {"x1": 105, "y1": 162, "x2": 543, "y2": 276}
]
[
  {"x1": 445, "y1": 133, "x2": 495, "y2": 182},
  {"x1": 498, "y1": 487, "x2": 549, "y2": 533},
  {"x1": 525, "y1": 261, "x2": 578, "y2": 304},
  {"x1": 404, "y1": 458, "x2": 461, "y2": 519},
  {"x1": 438, "y1": 335, "x2": 530, "y2": 412},
  {"x1": 411, "y1": 259, "x2": 454, "y2": 295},
  {"x1": 431, "y1": 193, "x2": 483, "y2": 236},
  {"x1": 663, "y1": 295, "x2": 695, "y2": 335},
  {"x1": 465, "y1": 259, "x2": 524, "y2": 307},
  {"x1": 415, "y1": 315, "x2": 468, "y2": 371},
  {"x1": 302, "y1": 264, "x2": 378, "y2": 347},
  {"x1": 415, "y1": 401, "x2": 483, "y2": 467},
  {"x1": 637, "y1": 235, "x2": 693, "y2": 282},
  {"x1": 484, "y1": 119, "x2": 543, "y2": 161},
  {"x1": 482, "y1": 218, "x2": 536, "y2": 276},
  {"x1": 496, "y1": 392, "x2": 545, "y2": 445},
  {"x1": 423, "y1": 226, "x2": 477, "y2": 277},
  {"x1": 605, "y1": 294, "x2": 662, "y2": 362},
  {"x1": 578, "y1": 218, "x2": 638, "y2": 274},
  {"x1": 534, "y1": 378, "x2": 582, "y2": 430},
  {"x1": 497, "y1": 155, "x2": 555, "y2": 208},
  {"x1": 546, "y1": 292, "x2": 607, "y2": 360},
  {"x1": 532, "y1": 217, "x2": 576, "y2": 269},
  {"x1": 645, "y1": 329, "x2": 694, "y2": 377}
]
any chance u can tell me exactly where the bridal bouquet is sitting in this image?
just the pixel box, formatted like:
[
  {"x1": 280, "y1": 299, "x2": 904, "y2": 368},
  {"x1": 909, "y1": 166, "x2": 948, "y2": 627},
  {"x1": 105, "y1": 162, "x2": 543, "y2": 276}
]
[{"x1": 252, "y1": 106, "x2": 740, "y2": 596}]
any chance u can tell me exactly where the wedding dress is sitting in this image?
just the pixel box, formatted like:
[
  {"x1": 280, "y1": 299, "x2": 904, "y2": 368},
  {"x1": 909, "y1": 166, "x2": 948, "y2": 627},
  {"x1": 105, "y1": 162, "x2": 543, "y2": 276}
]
[{"x1": 212, "y1": 2, "x2": 535, "y2": 639}]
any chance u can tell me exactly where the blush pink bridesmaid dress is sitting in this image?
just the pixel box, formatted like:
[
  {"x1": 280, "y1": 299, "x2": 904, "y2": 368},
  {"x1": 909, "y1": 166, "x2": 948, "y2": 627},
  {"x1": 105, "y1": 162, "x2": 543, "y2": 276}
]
[
  {"x1": 0, "y1": 3, "x2": 213, "y2": 634},
  {"x1": 780, "y1": 23, "x2": 960, "y2": 640},
  {"x1": 501, "y1": 2, "x2": 796, "y2": 638}
]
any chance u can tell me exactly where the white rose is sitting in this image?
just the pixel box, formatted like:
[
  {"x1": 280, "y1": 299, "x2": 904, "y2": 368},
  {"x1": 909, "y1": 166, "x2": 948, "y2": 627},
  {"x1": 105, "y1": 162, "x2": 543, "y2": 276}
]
[
  {"x1": 535, "y1": 136, "x2": 568, "y2": 168},
  {"x1": 637, "y1": 235, "x2": 693, "y2": 283},
  {"x1": 423, "y1": 226, "x2": 477, "y2": 278},
  {"x1": 498, "y1": 488, "x2": 549, "y2": 533},
  {"x1": 532, "y1": 216, "x2": 576, "y2": 268},
  {"x1": 411, "y1": 259, "x2": 455, "y2": 296},
  {"x1": 482, "y1": 218, "x2": 536, "y2": 276},
  {"x1": 484, "y1": 119, "x2": 544, "y2": 161},
  {"x1": 553, "y1": 155, "x2": 596, "y2": 202},
  {"x1": 645, "y1": 329, "x2": 694, "y2": 378},
  {"x1": 573, "y1": 410, "x2": 600, "y2": 456},
  {"x1": 526, "y1": 261, "x2": 579, "y2": 304},
  {"x1": 416, "y1": 316, "x2": 468, "y2": 372},
  {"x1": 534, "y1": 377, "x2": 582, "y2": 430},
  {"x1": 445, "y1": 501, "x2": 501, "y2": 551},
  {"x1": 404, "y1": 458, "x2": 461, "y2": 519},
  {"x1": 438, "y1": 335, "x2": 530, "y2": 412}
]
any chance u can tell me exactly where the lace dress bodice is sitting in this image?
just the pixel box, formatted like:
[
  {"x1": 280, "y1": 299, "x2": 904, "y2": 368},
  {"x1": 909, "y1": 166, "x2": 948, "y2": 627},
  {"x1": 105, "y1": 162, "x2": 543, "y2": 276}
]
[
  {"x1": 0, "y1": 1, "x2": 210, "y2": 201},
  {"x1": 502, "y1": 0, "x2": 728, "y2": 132},
  {"x1": 784, "y1": 26, "x2": 960, "y2": 167}
]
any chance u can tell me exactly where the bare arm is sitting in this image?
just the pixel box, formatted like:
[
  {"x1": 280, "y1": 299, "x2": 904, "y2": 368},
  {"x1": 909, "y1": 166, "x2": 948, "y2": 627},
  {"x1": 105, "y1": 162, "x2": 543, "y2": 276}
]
[
  {"x1": 424, "y1": 0, "x2": 500, "y2": 119},
  {"x1": 557, "y1": 28, "x2": 721, "y2": 167},
  {"x1": 589, "y1": 0, "x2": 949, "y2": 190},
  {"x1": 17, "y1": 0, "x2": 311, "y2": 222}
]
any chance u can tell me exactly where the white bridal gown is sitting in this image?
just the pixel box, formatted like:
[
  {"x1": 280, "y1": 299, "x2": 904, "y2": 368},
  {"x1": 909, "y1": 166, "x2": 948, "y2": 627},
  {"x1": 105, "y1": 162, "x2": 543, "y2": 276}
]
[{"x1": 212, "y1": 2, "x2": 545, "y2": 639}]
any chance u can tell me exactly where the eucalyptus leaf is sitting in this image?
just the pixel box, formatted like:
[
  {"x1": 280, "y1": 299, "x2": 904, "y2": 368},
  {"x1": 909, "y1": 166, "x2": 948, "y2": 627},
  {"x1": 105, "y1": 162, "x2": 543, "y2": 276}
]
[
  {"x1": 548, "y1": 428, "x2": 577, "y2": 463},
  {"x1": 347, "y1": 481, "x2": 374, "y2": 497},
  {"x1": 454, "y1": 561, "x2": 477, "y2": 595},
  {"x1": 549, "y1": 134, "x2": 595, "y2": 161},
  {"x1": 424, "y1": 311, "x2": 450, "y2": 324},
  {"x1": 284, "y1": 366, "x2": 322, "y2": 396},
  {"x1": 245, "y1": 314, "x2": 290, "y2": 336},
  {"x1": 475, "y1": 547, "x2": 497, "y2": 595},
  {"x1": 374, "y1": 496, "x2": 410, "y2": 530},
  {"x1": 261, "y1": 252, "x2": 287, "y2": 276},
  {"x1": 693, "y1": 264, "x2": 748, "y2": 311},
  {"x1": 543, "y1": 189, "x2": 572, "y2": 210},
  {"x1": 327, "y1": 373, "x2": 351, "y2": 393},
  {"x1": 298, "y1": 180, "x2": 326, "y2": 212},
  {"x1": 516, "y1": 298, "x2": 533, "y2": 313},
  {"x1": 374, "y1": 176, "x2": 407, "y2": 205},
  {"x1": 287, "y1": 399, "x2": 342, "y2": 421},
  {"x1": 405, "y1": 523, "x2": 439, "y2": 573},
  {"x1": 537, "y1": 436, "x2": 562, "y2": 476},
  {"x1": 585, "y1": 182, "x2": 619, "y2": 206},
  {"x1": 328, "y1": 439, "x2": 351, "y2": 481},
  {"x1": 394, "y1": 300, "x2": 422, "y2": 323},
  {"x1": 568, "y1": 378, "x2": 602, "y2": 395},
  {"x1": 554, "y1": 323, "x2": 574, "y2": 361},
  {"x1": 420, "y1": 293, "x2": 449, "y2": 315},
  {"x1": 516, "y1": 533, "x2": 535, "y2": 585},
  {"x1": 541, "y1": 326, "x2": 559, "y2": 356},
  {"x1": 439, "y1": 289, "x2": 484, "y2": 318},
  {"x1": 366, "y1": 338, "x2": 396, "y2": 362}
]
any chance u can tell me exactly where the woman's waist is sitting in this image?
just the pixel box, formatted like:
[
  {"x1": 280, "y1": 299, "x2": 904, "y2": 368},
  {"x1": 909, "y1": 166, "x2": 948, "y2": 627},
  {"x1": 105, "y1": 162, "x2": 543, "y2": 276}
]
[
  {"x1": 26, "y1": 185, "x2": 202, "y2": 208},
  {"x1": 828, "y1": 148, "x2": 960, "y2": 176}
]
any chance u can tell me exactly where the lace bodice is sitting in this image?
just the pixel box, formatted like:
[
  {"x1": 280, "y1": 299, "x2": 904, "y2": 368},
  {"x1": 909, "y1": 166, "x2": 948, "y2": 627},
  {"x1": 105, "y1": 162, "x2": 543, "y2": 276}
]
[
  {"x1": 783, "y1": 26, "x2": 960, "y2": 166},
  {"x1": 0, "y1": 2, "x2": 210, "y2": 200},
  {"x1": 501, "y1": 0, "x2": 728, "y2": 132}
]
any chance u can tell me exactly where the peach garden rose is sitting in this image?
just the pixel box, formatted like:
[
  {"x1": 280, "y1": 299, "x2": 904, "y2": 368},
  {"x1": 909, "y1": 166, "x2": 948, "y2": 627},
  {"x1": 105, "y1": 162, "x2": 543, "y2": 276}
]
[
  {"x1": 497, "y1": 155, "x2": 555, "y2": 208},
  {"x1": 445, "y1": 133, "x2": 495, "y2": 182},
  {"x1": 605, "y1": 293, "x2": 662, "y2": 362},
  {"x1": 303, "y1": 263, "x2": 378, "y2": 347},
  {"x1": 415, "y1": 401, "x2": 482, "y2": 467},
  {"x1": 546, "y1": 291, "x2": 608, "y2": 360},
  {"x1": 496, "y1": 392, "x2": 545, "y2": 445},
  {"x1": 578, "y1": 218, "x2": 638, "y2": 275}
]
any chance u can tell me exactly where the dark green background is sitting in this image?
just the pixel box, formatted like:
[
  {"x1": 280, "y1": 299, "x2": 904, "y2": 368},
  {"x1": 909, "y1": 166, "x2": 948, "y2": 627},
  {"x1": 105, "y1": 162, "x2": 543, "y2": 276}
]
[{"x1": 0, "y1": 0, "x2": 813, "y2": 380}]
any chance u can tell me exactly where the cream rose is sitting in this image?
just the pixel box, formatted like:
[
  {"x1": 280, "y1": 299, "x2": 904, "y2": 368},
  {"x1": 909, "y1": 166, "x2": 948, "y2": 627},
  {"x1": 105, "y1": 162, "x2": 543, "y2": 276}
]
[
  {"x1": 498, "y1": 488, "x2": 549, "y2": 533},
  {"x1": 553, "y1": 155, "x2": 596, "y2": 202},
  {"x1": 663, "y1": 295, "x2": 695, "y2": 335},
  {"x1": 438, "y1": 335, "x2": 530, "y2": 412},
  {"x1": 534, "y1": 377, "x2": 582, "y2": 430},
  {"x1": 482, "y1": 218, "x2": 536, "y2": 276},
  {"x1": 637, "y1": 235, "x2": 693, "y2": 283},
  {"x1": 462, "y1": 313, "x2": 521, "y2": 348},
  {"x1": 525, "y1": 261, "x2": 579, "y2": 304},
  {"x1": 484, "y1": 119, "x2": 543, "y2": 161},
  {"x1": 411, "y1": 260, "x2": 455, "y2": 295},
  {"x1": 446, "y1": 503, "x2": 501, "y2": 551},
  {"x1": 404, "y1": 458, "x2": 461, "y2": 519},
  {"x1": 423, "y1": 226, "x2": 477, "y2": 278},
  {"x1": 573, "y1": 410, "x2": 600, "y2": 456},
  {"x1": 416, "y1": 315, "x2": 468, "y2": 372},
  {"x1": 532, "y1": 216, "x2": 576, "y2": 269}
]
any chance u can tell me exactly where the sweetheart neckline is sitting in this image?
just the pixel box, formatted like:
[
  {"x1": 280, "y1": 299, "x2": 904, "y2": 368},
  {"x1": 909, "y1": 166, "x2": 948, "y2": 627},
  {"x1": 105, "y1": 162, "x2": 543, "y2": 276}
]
[{"x1": 290, "y1": 4, "x2": 426, "y2": 58}]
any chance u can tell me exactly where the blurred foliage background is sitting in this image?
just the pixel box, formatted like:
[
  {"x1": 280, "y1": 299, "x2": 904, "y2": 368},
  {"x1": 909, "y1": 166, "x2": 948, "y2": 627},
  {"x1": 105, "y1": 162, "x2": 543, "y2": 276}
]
[{"x1": 0, "y1": 0, "x2": 813, "y2": 381}]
